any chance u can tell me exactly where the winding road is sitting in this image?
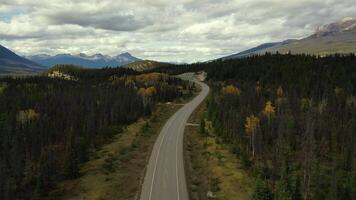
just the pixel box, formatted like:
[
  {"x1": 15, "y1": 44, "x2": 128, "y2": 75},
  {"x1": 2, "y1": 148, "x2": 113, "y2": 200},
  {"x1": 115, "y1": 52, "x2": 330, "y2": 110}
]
[{"x1": 140, "y1": 78, "x2": 209, "y2": 200}]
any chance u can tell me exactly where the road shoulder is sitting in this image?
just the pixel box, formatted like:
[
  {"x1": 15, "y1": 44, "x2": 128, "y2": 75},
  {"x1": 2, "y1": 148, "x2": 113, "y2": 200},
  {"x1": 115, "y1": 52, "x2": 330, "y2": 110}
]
[
  {"x1": 184, "y1": 99, "x2": 254, "y2": 200},
  {"x1": 50, "y1": 101, "x2": 189, "y2": 200}
]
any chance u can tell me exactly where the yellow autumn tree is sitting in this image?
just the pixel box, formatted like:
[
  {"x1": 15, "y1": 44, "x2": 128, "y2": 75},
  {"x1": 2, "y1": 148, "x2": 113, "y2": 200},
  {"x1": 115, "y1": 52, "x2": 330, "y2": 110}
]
[
  {"x1": 245, "y1": 115, "x2": 259, "y2": 157},
  {"x1": 222, "y1": 85, "x2": 241, "y2": 96},
  {"x1": 277, "y1": 86, "x2": 283, "y2": 98},
  {"x1": 137, "y1": 86, "x2": 157, "y2": 97},
  {"x1": 145, "y1": 86, "x2": 157, "y2": 96},
  {"x1": 136, "y1": 73, "x2": 161, "y2": 83},
  {"x1": 137, "y1": 88, "x2": 147, "y2": 96},
  {"x1": 276, "y1": 86, "x2": 287, "y2": 112},
  {"x1": 263, "y1": 101, "x2": 275, "y2": 120},
  {"x1": 16, "y1": 109, "x2": 40, "y2": 124}
]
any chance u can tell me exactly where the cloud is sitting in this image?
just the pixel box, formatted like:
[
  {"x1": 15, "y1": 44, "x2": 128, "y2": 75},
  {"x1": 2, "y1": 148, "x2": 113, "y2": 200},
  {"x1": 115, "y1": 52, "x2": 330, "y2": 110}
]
[
  {"x1": 0, "y1": 0, "x2": 355, "y2": 62},
  {"x1": 47, "y1": 12, "x2": 149, "y2": 31}
]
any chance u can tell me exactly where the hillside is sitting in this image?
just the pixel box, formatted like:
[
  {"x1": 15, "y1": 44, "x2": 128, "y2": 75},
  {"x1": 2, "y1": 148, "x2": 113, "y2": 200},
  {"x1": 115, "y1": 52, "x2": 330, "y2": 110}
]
[
  {"x1": 223, "y1": 17, "x2": 356, "y2": 59},
  {"x1": 122, "y1": 60, "x2": 172, "y2": 71},
  {"x1": 0, "y1": 45, "x2": 45, "y2": 76}
]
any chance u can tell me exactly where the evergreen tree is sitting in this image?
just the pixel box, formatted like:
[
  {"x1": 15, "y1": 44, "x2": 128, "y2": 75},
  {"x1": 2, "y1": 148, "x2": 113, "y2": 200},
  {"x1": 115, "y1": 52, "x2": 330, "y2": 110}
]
[{"x1": 251, "y1": 178, "x2": 273, "y2": 200}]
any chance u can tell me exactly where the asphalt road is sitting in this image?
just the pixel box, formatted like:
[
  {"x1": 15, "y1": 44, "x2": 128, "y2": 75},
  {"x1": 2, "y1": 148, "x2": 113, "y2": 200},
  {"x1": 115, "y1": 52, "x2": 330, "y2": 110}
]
[{"x1": 140, "y1": 79, "x2": 209, "y2": 200}]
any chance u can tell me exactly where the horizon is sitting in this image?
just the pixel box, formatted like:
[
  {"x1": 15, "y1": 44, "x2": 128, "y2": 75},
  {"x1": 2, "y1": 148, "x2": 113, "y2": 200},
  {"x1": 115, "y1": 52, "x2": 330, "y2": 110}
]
[{"x1": 1, "y1": 0, "x2": 356, "y2": 63}]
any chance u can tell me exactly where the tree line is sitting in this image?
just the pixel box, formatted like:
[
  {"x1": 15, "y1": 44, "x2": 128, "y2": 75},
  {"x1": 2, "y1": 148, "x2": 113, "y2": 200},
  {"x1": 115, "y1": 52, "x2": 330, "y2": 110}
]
[
  {"x1": 153, "y1": 53, "x2": 356, "y2": 200},
  {"x1": 0, "y1": 65, "x2": 193, "y2": 199},
  {"x1": 202, "y1": 54, "x2": 356, "y2": 200}
]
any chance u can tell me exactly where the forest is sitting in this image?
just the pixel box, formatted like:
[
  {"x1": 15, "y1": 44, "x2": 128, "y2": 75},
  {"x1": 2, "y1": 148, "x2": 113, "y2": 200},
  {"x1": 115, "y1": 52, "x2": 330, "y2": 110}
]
[
  {"x1": 1, "y1": 54, "x2": 355, "y2": 200},
  {"x1": 200, "y1": 54, "x2": 356, "y2": 200},
  {"x1": 151, "y1": 53, "x2": 356, "y2": 199},
  {"x1": 0, "y1": 65, "x2": 193, "y2": 199}
]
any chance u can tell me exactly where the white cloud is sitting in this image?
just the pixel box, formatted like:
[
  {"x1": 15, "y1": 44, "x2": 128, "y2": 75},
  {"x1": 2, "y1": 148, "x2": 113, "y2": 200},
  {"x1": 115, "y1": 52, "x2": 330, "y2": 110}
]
[{"x1": 0, "y1": 0, "x2": 355, "y2": 62}]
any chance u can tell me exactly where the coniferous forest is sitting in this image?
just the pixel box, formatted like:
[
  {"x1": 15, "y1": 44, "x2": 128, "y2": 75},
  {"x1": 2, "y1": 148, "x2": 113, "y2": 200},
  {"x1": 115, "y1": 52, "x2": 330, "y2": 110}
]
[
  {"x1": 0, "y1": 65, "x2": 193, "y2": 199},
  {"x1": 199, "y1": 54, "x2": 355, "y2": 200},
  {"x1": 0, "y1": 54, "x2": 355, "y2": 200},
  {"x1": 153, "y1": 53, "x2": 356, "y2": 199}
]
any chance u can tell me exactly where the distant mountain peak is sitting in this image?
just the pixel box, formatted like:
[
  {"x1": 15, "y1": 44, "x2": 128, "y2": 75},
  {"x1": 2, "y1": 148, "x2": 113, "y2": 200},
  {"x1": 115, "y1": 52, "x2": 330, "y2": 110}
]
[
  {"x1": 221, "y1": 17, "x2": 356, "y2": 60},
  {"x1": 341, "y1": 17, "x2": 356, "y2": 22},
  {"x1": 315, "y1": 17, "x2": 356, "y2": 37},
  {"x1": 28, "y1": 52, "x2": 140, "y2": 68},
  {"x1": 120, "y1": 52, "x2": 132, "y2": 56},
  {"x1": 0, "y1": 45, "x2": 44, "y2": 75}
]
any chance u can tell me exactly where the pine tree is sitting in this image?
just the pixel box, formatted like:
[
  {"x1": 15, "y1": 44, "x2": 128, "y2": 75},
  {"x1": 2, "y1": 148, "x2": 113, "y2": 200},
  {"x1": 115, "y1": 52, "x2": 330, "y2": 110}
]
[
  {"x1": 275, "y1": 180, "x2": 292, "y2": 200},
  {"x1": 200, "y1": 116, "x2": 206, "y2": 135},
  {"x1": 251, "y1": 178, "x2": 273, "y2": 200},
  {"x1": 64, "y1": 130, "x2": 79, "y2": 179}
]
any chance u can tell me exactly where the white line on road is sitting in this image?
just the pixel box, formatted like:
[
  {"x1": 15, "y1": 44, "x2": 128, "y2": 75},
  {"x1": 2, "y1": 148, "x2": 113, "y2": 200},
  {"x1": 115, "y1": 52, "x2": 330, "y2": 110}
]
[
  {"x1": 175, "y1": 117, "x2": 184, "y2": 200},
  {"x1": 148, "y1": 119, "x2": 174, "y2": 200}
]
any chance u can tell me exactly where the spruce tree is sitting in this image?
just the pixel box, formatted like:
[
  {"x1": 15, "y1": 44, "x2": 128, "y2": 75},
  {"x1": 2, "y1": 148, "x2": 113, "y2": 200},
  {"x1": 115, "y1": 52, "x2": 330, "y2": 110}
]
[{"x1": 251, "y1": 178, "x2": 273, "y2": 200}]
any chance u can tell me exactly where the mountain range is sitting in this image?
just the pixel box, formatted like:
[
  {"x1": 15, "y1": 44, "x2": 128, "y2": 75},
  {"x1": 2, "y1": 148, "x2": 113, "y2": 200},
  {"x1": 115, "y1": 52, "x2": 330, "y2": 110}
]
[
  {"x1": 222, "y1": 17, "x2": 356, "y2": 59},
  {"x1": 1, "y1": 17, "x2": 356, "y2": 76},
  {"x1": 0, "y1": 45, "x2": 46, "y2": 76},
  {"x1": 27, "y1": 52, "x2": 140, "y2": 68}
]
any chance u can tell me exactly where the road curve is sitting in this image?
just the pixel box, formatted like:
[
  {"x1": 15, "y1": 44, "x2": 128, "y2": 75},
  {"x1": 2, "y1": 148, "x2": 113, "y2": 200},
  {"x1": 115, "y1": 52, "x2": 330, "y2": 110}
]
[{"x1": 140, "y1": 80, "x2": 209, "y2": 200}]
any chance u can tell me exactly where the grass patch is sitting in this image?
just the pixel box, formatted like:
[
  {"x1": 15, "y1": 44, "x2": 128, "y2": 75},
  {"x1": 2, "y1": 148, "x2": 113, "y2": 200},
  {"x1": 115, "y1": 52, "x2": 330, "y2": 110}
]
[
  {"x1": 184, "y1": 101, "x2": 254, "y2": 200},
  {"x1": 50, "y1": 102, "x2": 187, "y2": 200}
]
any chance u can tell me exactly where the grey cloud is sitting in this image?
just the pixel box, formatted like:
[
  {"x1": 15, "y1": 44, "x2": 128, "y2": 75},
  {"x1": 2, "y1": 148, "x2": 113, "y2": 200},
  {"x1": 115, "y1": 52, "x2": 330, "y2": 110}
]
[
  {"x1": 45, "y1": 12, "x2": 151, "y2": 31},
  {"x1": 1, "y1": 0, "x2": 356, "y2": 62}
]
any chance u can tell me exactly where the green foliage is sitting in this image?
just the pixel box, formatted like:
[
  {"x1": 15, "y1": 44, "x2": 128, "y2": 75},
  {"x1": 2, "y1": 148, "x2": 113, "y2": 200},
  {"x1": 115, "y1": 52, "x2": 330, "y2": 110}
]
[
  {"x1": 0, "y1": 65, "x2": 191, "y2": 199},
  {"x1": 200, "y1": 116, "x2": 206, "y2": 135},
  {"x1": 180, "y1": 54, "x2": 356, "y2": 199},
  {"x1": 209, "y1": 177, "x2": 221, "y2": 192},
  {"x1": 64, "y1": 134, "x2": 79, "y2": 179},
  {"x1": 275, "y1": 180, "x2": 293, "y2": 200},
  {"x1": 251, "y1": 178, "x2": 273, "y2": 200}
]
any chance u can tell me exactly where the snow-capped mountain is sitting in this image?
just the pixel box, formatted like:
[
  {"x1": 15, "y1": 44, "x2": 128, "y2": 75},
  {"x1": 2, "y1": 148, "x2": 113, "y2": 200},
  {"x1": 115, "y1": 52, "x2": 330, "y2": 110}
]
[
  {"x1": 27, "y1": 52, "x2": 140, "y2": 68},
  {"x1": 222, "y1": 17, "x2": 356, "y2": 59},
  {"x1": 314, "y1": 17, "x2": 356, "y2": 37}
]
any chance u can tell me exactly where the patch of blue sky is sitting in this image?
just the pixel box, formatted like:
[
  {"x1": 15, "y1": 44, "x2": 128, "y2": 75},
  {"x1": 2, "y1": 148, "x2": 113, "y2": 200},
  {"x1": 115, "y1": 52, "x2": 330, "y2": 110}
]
[{"x1": 0, "y1": 7, "x2": 28, "y2": 22}]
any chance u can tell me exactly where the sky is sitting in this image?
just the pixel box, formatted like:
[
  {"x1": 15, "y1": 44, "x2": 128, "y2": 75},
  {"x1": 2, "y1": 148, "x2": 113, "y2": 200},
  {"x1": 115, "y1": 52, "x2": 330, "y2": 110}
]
[{"x1": 0, "y1": 0, "x2": 355, "y2": 62}]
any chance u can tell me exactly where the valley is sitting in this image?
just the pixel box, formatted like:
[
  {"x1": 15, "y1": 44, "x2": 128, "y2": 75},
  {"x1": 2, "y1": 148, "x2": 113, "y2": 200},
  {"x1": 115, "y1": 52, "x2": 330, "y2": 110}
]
[{"x1": 0, "y1": 5, "x2": 355, "y2": 200}]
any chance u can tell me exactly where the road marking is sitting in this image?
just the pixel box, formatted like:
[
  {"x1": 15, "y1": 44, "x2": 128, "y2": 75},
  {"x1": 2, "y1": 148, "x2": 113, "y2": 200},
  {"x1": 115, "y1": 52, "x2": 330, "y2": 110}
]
[
  {"x1": 175, "y1": 115, "x2": 184, "y2": 200},
  {"x1": 148, "y1": 118, "x2": 174, "y2": 200},
  {"x1": 143, "y1": 80, "x2": 209, "y2": 200}
]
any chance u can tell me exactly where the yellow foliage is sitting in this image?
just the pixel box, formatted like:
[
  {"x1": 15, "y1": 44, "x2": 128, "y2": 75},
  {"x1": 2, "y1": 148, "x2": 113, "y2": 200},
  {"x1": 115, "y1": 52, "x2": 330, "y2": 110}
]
[
  {"x1": 277, "y1": 86, "x2": 283, "y2": 97},
  {"x1": 245, "y1": 115, "x2": 259, "y2": 135},
  {"x1": 301, "y1": 98, "x2": 313, "y2": 110},
  {"x1": 222, "y1": 85, "x2": 241, "y2": 96},
  {"x1": 263, "y1": 101, "x2": 275, "y2": 117},
  {"x1": 17, "y1": 109, "x2": 40, "y2": 124},
  {"x1": 276, "y1": 86, "x2": 286, "y2": 107},
  {"x1": 137, "y1": 88, "x2": 146, "y2": 96},
  {"x1": 135, "y1": 73, "x2": 161, "y2": 83},
  {"x1": 137, "y1": 86, "x2": 157, "y2": 97},
  {"x1": 145, "y1": 86, "x2": 157, "y2": 96}
]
